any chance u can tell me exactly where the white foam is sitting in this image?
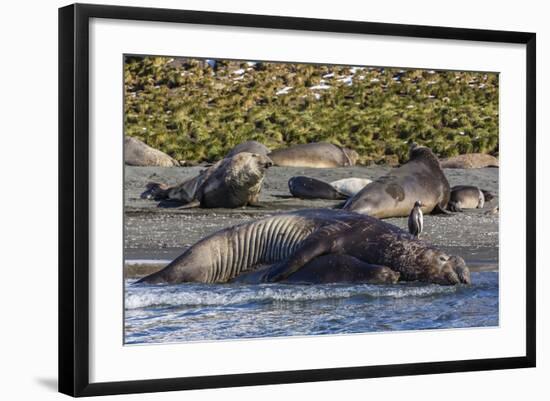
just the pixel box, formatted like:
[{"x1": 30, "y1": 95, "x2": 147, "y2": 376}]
[{"x1": 125, "y1": 284, "x2": 457, "y2": 310}]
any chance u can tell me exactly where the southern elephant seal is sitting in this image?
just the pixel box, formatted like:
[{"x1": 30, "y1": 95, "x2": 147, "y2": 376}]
[
  {"x1": 137, "y1": 209, "x2": 470, "y2": 286},
  {"x1": 124, "y1": 136, "x2": 180, "y2": 167},
  {"x1": 232, "y1": 255, "x2": 400, "y2": 285},
  {"x1": 288, "y1": 176, "x2": 347, "y2": 200},
  {"x1": 440, "y1": 153, "x2": 499, "y2": 169},
  {"x1": 343, "y1": 146, "x2": 451, "y2": 218},
  {"x1": 140, "y1": 152, "x2": 273, "y2": 208},
  {"x1": 447, "y1": 185, "x2": 495, "y2": 212},
  {"x1": 226, "y1": 140, "x2": 271, "y2": 158},
  {"x1": 329, "y1": 178, "x2": 372, "y2": 197},
  {"x1": 269, "y1": 142, "x2": 359, "y2": 168}
]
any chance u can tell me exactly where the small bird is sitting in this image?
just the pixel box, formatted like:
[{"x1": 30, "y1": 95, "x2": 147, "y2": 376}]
[{"x1": 408, "y1": 200, "x2": 423, "y2": 238}]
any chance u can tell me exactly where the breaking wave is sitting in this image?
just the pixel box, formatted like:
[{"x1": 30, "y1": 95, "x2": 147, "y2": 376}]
[{"x1": 125, "y1": 282, "x2": 458, "y2": 310}]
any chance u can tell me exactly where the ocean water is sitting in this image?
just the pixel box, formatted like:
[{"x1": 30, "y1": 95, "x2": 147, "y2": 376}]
[{"x1": 124, "y1": 272, "x2": 498, "y2": 344}]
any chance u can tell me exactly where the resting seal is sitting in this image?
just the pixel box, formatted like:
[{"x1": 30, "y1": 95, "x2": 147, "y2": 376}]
[
  {"x1": 330, "y1": 178, "x2": 372, "y2": 197},
  {"x1": 226, "y1": 140, "x2": 271, "y2": 158},
  {"x1": 440, "y1": 153, "x2": 499, "y2": 169},
  {"x1": 232, "y1": 255, "x2": 400, "y2": 285},
  {"x1": 137, "y1": 209, "x2": 470, "y2": 286},
  {"x1": 288, "y1": 176, "x2": 347, "y2": 200},
  {"x1": 124, "y1": 136, "x2": 180, "y2": 167},
  {"x1": 447, "y1": 185, "x2": 495, "y2": 212},
  {"x1": 269, "y1": 142, "x2": 359, "y2": 168},
  {"x1": 343, "y1": 146, "x2": 450, "y2": 218},
  {"x1": 141, "y1": 152, "x2": 273, "y2": 208}
]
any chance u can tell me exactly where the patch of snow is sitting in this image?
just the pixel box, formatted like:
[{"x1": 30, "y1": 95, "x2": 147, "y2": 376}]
[
  {"x1": 309, "y1": 84, "x2": 331, "y2": 90},
  {"x1": 276, "y1": 86, "x2": 293, "y2": 95},
  {"x1": 322, "y1": 72, "x2": 335, "y2": 79},
  {"x1": 338, "y1": 76, "x2": 353, "y2": 86},
  {"x1": 233, "y1": 69, "x2": 245, "y2": 75},
  {"x1": 370, "y1": 78, "x2": 380, "y2": 83}
]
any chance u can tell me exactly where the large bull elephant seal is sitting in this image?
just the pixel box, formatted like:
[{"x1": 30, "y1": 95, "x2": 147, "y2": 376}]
[
  {"x1": 440, "y1": 153, "x2": 499, "y2": 168},
  {"x1": 124, "y1": 136, "x2": 180, "y2": 167},
  {"x1": 232, "y1": 255, "x2": 400, "y2": 284},
  {"x1": 226, "y1": 140, "x2": 271, "y2": 158},
  {"x1": 137, "y1": 209, "x2": 470, "y2": 286},
  {"x1": 141, "y1": 152, "x2": 273, "y2": 208},
  {"x1": 269, "y1": 142, "x2": 358, "y2": 168},
  {"x1": 343, "y1": 146, "x2": 451, "y2": 218}
]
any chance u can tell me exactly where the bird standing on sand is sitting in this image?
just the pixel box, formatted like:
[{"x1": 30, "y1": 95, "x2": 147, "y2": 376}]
[{"x1": 408, "y1": 200, "x2": 423, "y2": 238}]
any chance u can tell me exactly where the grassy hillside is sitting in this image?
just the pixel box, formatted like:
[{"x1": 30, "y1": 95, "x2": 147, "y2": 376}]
[{"x1": 124, "y1": 56, "x2": 499, "y2": 165}]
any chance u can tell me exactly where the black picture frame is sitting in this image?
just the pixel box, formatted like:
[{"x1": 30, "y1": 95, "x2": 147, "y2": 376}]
[{"x1": 59, "y1": 3, "x2": 536, "y2": 397}]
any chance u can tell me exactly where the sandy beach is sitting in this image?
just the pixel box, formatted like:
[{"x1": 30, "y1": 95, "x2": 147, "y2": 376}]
[{"x1": 124, "y1": 165, "x2": 499, "y2": 277}]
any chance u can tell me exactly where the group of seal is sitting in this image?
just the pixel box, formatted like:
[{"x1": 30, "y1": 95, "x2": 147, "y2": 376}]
[
  {"x1": 132, "y1": 140, "x2": 496, "y2": 287},
  {"x1": 137, "y1": 208, "x2": 470, "y2": 286}
]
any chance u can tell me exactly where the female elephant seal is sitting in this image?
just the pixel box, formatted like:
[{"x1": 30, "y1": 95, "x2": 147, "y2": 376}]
[
  {"x1": 137, "y1": 209, "x2": 470, "y2": 286},
  {"x1": 288, "y1": 176, "x2": 348, "y2": 200},
  {"x1": 343, "y1": 146, "x2": 451, "y2": 218},
  {"x1": 141, "y1": 152, "x2": 273, "y2": 208},
  {"x1": 269, "y1": 142, "x2": 358, "y2": 168},
  {"x1": 447, "y1": 185, "x2": 495, "y2": 212},
  {"x1": 330, "y1": 178, "x2": 372, "y2": 197},
  {"x1": 124, "y1": 136, "x2": 180, "y2": 167},
  {"x1": 225, "y1": 140, "x2": 271, "y2": 158},
  {"x1": 440, "y1": 153, "x2": 499, "y2": 169}
]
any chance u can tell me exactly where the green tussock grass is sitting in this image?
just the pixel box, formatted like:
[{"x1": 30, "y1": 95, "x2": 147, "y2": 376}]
[{"x1": 124, "y1": 56, "x2": 499, "y2": 165}]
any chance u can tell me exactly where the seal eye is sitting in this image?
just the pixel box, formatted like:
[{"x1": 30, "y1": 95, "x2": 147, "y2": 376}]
[{"x1": 439, "y1": 256, "x2": 447, "y2": 262}]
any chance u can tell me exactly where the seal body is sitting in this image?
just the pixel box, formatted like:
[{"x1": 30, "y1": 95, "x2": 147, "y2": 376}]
[
  {"x1": 226, "y1": 140, "x2": 271, "y2": 158},
  {"x1": 330, "y1": 178, "x2": 372, "y2": 197},
  {"x1": 269, "y1": 142, "x2": 358, "y2": 168},
  {"x1": 141, "y1": 152, "x2": 273, "y2": 208},
  {"x1": 232, "y1": 255, "x2": 400, "y2": 284},
  {"x1": 124, "y1": 136, "x2": 179, "y2": 167},
  {"x1": 138, "y1": 209, "x2": 470, "y2": 286},
  {"x1": 343, "y1": 146, "x2": 450, "y2": 218},
  {"x1": 440, "y1": 153, "x2": 499, "y2": 168},
  {"x1": 288, "y1": 176, "x2": 347, "y2": 200},
  {"x1": 447, "y1": 185, "x2": 491, "y2": 211}
]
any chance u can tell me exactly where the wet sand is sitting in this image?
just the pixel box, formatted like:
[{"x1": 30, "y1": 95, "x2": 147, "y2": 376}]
[{"x1": 124, "y1": 165, "x2": 499, "y2": 277}]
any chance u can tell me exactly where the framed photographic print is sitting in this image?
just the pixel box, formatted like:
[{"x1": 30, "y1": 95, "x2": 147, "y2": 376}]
[{"x1": 58, "y1": 3, "x2": 536, "y2": 397}]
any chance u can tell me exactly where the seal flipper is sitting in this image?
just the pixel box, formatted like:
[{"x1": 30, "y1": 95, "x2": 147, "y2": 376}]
[
  {"x1": 262, "y1": 222, "x2": 349, "y2": 282},
  {"x1": 431, "y1": 203, "x2": 453, "y2": 215}
]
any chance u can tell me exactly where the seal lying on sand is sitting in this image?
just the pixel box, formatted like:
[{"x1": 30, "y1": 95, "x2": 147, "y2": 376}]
[
  {"x1": 440, "y1": 153, "x2": 499, "y2": 168},
  {"x1": 141, "y1": 152, "x2": 273, "y2": 208},
  {"x1": 288, "y1": 176, "x2": 371, "y2": 200},
  {"x1": 137, "y1": 209, "x2": 470, "y2": 286},
  {"x1": 124, "y1": 136, "x2": 180, "y2": 167},
  {"x1": 343, "y1": 146, "x2": 451, "y2": 218},
  {"x1": 269, "y1": 142, "x2": 359, "y2": 168},
  {"x1": 232, "y1": 255, "x2": 400, "y2": 285},
  {"x1": 288, "y1": 176, "x2": 348, "y2": 200},
  {"x1": 447, "y1": 185, "x2": 495, "y2": 212},
  {"x1": 330, "y1": 178, "x2": 372, "y2": 197},
  {"x1": 226, "y1": 140, "x2": 271, "y2": 158}
]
